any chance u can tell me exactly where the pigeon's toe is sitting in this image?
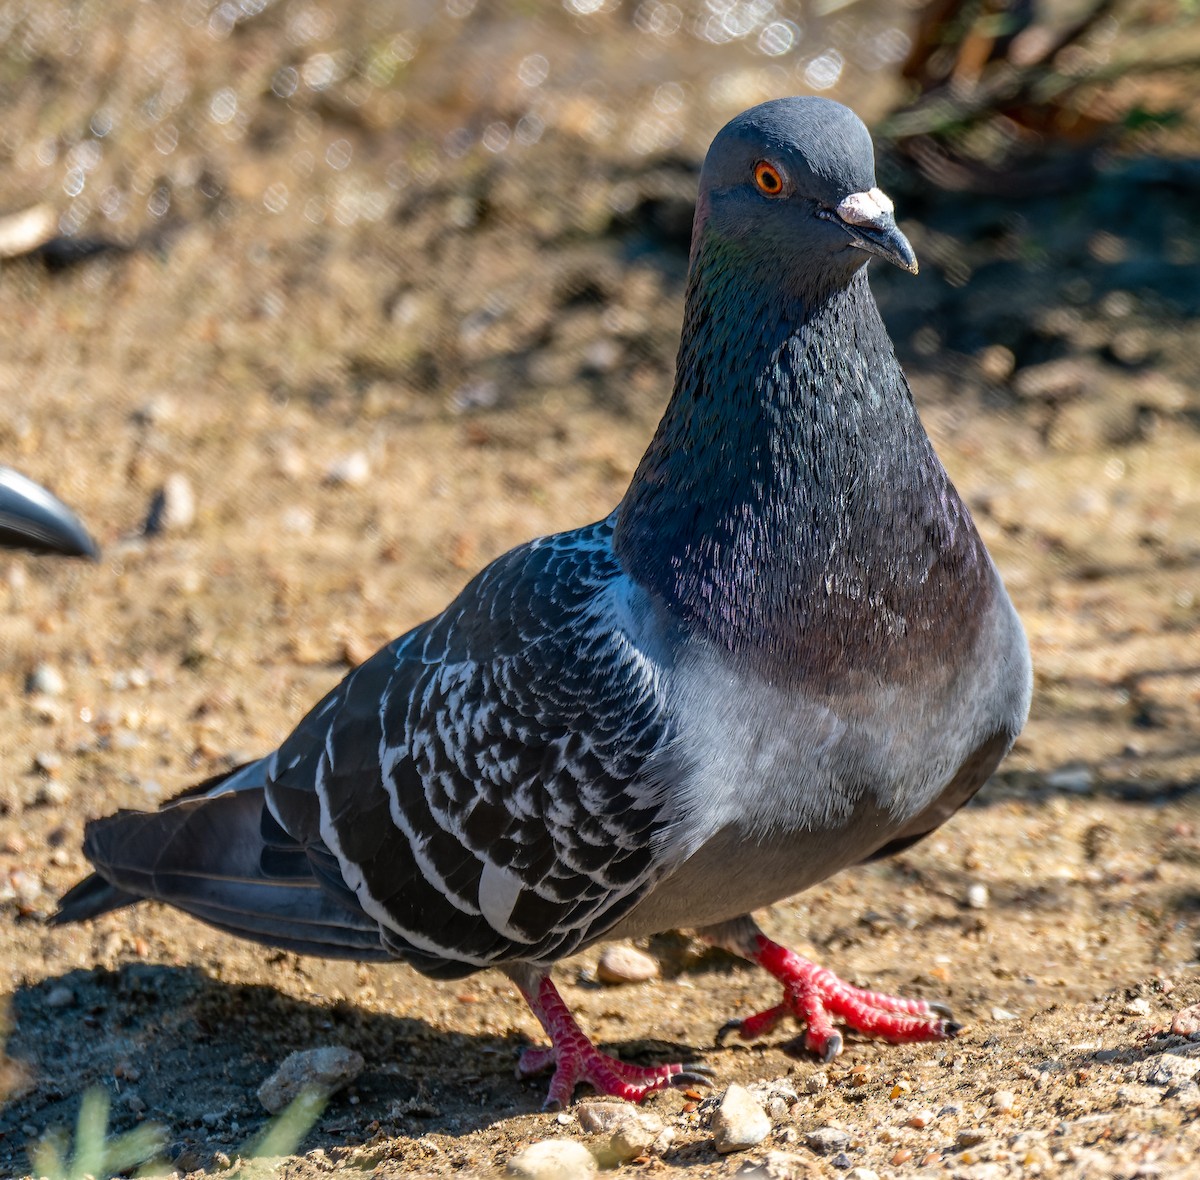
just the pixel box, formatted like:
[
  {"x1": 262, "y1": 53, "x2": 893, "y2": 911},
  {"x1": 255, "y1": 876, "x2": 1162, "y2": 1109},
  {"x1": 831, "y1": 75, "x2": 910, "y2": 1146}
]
[{"x1": 713, "y1": 931, "x2": 956, "y2": 1058}]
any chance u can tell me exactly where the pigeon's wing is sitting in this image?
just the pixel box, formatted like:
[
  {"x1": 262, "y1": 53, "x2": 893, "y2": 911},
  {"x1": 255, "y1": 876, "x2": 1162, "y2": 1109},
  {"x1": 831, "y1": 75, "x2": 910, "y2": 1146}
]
[{"x1": 265, "y1": 518, "x2": 679, "y2": 978}]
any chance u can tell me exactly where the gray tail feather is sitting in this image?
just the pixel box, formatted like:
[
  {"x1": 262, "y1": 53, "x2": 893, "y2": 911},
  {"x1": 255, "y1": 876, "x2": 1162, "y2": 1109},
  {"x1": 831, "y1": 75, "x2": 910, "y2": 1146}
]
[{"x1": 51, "y1": 787, "x2": 392, "y2": 962}]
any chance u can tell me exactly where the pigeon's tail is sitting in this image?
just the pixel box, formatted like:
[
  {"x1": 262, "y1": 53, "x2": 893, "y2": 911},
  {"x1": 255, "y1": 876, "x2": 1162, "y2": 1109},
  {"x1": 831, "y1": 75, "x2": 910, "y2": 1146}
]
[{"x1": 51, "y1": 782, "x2": 392, "y2": 962}]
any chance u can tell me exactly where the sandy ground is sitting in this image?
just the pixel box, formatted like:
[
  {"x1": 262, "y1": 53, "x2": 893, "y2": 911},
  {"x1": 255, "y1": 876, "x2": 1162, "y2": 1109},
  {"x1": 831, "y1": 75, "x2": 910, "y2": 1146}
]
[{"x1": 3, "y1": 2, "x2": 1200, "y2": 1177}]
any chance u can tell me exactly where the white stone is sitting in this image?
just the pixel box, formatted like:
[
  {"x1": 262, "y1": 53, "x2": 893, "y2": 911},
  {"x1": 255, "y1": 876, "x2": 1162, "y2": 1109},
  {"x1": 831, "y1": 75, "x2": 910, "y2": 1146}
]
[
  {"x1": 325, "y1": 451, "x2": 370, "y2": 487},
  {"x1": 712, "y1": 1083, "x2": 771, "y2": 1154},
  {"x1": 504, "y1": 1139, "x2": 597, "y2": 1179},
  {"x1": 27, "y1": 663, "x2": 65, "y2": 696},
  {"x1": 595, "y1": 943, "x2": 659, "y2": 984},
  {"x1": 147, "y1": 472, "x2": 196, "y2": 534}
]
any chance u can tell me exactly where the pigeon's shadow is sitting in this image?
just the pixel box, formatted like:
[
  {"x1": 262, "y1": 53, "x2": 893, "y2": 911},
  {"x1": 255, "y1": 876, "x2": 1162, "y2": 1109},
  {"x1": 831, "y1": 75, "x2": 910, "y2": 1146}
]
[{"x1": 0, "y1": 962, "x2": 696, "y2": 1171}]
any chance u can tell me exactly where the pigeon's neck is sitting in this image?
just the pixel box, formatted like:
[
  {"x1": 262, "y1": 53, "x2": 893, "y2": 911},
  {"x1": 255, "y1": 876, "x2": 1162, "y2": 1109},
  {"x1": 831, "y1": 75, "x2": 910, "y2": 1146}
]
[{"x1": 613, "y1": 242, "x2": 991, "y2": 681}]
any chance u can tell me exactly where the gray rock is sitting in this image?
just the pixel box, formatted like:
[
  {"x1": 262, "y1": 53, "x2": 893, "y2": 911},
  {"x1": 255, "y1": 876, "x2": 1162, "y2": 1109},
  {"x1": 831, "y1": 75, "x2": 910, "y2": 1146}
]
[
  {"x1": 712, "y1": 1083, "x2": 771, "y2": 1154},
  {"x1": 44, "y1": 985, "x2": 75, "y2": 1010},
  {"x1": 257, "y1": 1046, "x2": 364, "y2": 1114},
  {"x1": 504, "y1": 1139, "x2": 597, "y2": 1179},
  {"x1": 1139, "y1": 1052, "x2": 1200, "y2": 1089},
  {"x1": 805, "y1": 1126, "x2": 850, "y2": 1155}
]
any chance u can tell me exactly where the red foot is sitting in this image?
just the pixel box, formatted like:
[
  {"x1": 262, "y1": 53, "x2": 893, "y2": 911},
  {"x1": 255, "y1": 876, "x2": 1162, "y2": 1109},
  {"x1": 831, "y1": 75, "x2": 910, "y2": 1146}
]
[
  {"x1": 717, "y1": 935, "x2": 959, "y2": 1060},
  {"x1": 516, "y1": 975, "x2": 712, "y2": 1110}
]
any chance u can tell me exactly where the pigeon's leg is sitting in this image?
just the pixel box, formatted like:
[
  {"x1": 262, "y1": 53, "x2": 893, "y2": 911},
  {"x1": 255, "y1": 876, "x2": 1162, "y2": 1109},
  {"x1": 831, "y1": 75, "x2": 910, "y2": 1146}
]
[
  {"x1": 700, "y1": 916, "x2": 958, "y2": 1062},
  {"x1": 507, "y1": 965, "x2": 713, "y2": 1110}
]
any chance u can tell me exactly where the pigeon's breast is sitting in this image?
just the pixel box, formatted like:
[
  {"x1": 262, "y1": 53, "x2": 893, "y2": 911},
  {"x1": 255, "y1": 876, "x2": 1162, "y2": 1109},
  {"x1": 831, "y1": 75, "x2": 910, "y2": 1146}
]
[{"x1": 611, "y1": 565, "x2": 1030, "y2": 937}]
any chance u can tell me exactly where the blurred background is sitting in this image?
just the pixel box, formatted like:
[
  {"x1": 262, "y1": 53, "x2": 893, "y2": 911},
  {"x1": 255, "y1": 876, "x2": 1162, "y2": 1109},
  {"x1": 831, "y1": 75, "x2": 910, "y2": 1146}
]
[{"x1": 3, "y1": 0, "x2": 1200, "y2": 1170}]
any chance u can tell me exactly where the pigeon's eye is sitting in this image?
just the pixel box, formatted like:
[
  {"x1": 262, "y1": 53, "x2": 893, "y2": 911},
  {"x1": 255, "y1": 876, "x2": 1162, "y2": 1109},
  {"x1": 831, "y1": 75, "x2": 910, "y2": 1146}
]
[{"x1": 753, "y1": 161, "x2": 784, "y2": 197}]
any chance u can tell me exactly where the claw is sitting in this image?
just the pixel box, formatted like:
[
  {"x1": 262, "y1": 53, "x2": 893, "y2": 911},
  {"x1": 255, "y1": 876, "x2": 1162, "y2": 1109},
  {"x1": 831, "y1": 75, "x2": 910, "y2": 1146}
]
[
  {"x1": 928, "y1": 1002, "x2": 955, "y2": 1019},
  {"x1": 715, "y1": 1019, "x2": 742, "y2": 1048},
  {"x1": 670, "y1": 1069, "x2": 715, "y2": 1090},
  {"x1": 945, "y1": 1021, "x2": 964, "y2": 1038},
  {"x1": 819, "y1": 1032, "x2": 843, "y2": 1063}
]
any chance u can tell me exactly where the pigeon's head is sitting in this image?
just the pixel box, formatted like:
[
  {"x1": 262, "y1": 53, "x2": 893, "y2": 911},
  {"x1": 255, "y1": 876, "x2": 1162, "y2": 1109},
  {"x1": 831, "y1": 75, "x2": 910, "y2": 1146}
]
[{"x1": 695, "y1": 97, "x2": 917, "y2": 291}]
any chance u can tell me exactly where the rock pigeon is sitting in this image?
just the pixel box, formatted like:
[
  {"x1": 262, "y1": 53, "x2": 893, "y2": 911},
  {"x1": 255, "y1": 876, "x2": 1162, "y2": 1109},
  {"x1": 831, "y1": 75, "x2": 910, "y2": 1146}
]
[
  {"x1": 0, "y1": 467, "x2": 98, "y2": 558},
  {"x1": 53, "y1": 97, "x2": 1031, "y2": 1110}
]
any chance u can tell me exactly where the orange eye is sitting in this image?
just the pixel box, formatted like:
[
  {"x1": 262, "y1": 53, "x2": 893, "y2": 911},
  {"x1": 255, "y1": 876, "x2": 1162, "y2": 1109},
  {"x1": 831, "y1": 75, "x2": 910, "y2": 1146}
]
[{"x1": 753, "y1": 161, "x2": 784, "y2": 196}]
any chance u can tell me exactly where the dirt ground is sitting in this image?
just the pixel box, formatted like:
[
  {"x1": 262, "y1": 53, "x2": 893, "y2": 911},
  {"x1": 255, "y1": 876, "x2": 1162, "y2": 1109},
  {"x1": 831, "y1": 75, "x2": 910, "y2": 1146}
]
[{"x1": 3, "y1": 2, "x2": 1200, "y2": 1178}]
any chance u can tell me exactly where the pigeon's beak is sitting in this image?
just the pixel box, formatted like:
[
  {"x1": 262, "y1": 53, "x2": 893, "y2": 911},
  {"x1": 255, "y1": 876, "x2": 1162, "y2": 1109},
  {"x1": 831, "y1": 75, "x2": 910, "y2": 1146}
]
[
  {"x1": 835, "y1": 188, "x2": 919, "y2": 276},
  {"x1": 0, "y1": 467, "x2": 99, "y2": 559}
]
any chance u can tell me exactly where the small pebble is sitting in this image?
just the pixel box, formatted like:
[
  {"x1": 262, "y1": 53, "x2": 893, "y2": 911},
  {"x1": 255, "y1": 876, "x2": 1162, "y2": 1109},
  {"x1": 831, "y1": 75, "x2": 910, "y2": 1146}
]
[
  {"x1": 257, "y1": 1046, "x2": 364, "y2": 1114},
  {"x1": 28, "y1": 695, "x2": 64, "y2": 723},
  {"x1": 804, "y1": 1071, "x2": 828, "y2": 1093},
  {"x1": 576, "y1": 1101, "x2": 662, "y2": 1163},
  {"x1": 10, "y1": 870, "x2": 42, "y2": 902},
  {"x1": 737, "y1": 1151, "x2": 815, "y2": 1179},
  {"x1": 990, "y1": 1007, "x2": 1019, "y2": 1022},
  {"x1": 44, "y1": 985, "x2": 75, "y2": 1009},
  {"x1": 26, "y1": 663, "x2": 65, "y2": 696},
  {"x1": 0, "y1": 203, "x2": 56, "y2": 258},
  {"x1": 1123, "y1": 997, "x2": 1151, "y2": 1017},
  {"x1": 325, "y1": 451, "x2": 371, "y2": 487},
  {"x1": 281, "y1": 506, "x2": 315, "y2": 535},
  {"x1": 144, "y1": 473, "x2": 196, "y2": 535},
  {"x1": 35, "y1": 779, "x2": 70, "y2": 806},
  {"x1": 847, "y1": 1169, "x2": 879, "y2": 1180},
  {"x1": 805, "y1": 1126, "x2": 850, "y2": 1156},
  {"x1": 34, "y1": 750, "x2": 63, "y2": 776},
  {"x1": 976, "y1": 344, "x2": 1015, "y2": 382},
  {"x1": 990, "y1": 1089, "x2": 1015, "y2": 1113},
  {"x1": 956, "y1": 1127, "x2": 988, "y2": 1149},
  {"x1": 829, "y1": 1152, "x2": 853, "y2": 1170},
  {"x1": 504, "y1": 1139, "x2": 597, "y2": 1179},
  {"x1": 712, "y1": 1083, "x2": 771, "y2": 1154},
  {"x1": 966, "y1": 882, "x2": 989, "y2": 909},
  {"x1": 908, "y1": 1108, "x2": 936, "y2": 1129},
  {"x1": 595, "y1": 943, "x2": 659, "y2": 985},
  {"x1": 1172, "y1": 1003, "x2": 1200, "y2": 1036}
]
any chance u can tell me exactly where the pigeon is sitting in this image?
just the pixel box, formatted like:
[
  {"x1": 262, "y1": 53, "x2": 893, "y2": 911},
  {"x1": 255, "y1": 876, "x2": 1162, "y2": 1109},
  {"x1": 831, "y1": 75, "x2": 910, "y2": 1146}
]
[
  {"x1": 0, "y1": 467, "x2": 98, "y2": 559},
  {"x1": 53, "y1": 97, "x2": 1031, "y2": 1110}
]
